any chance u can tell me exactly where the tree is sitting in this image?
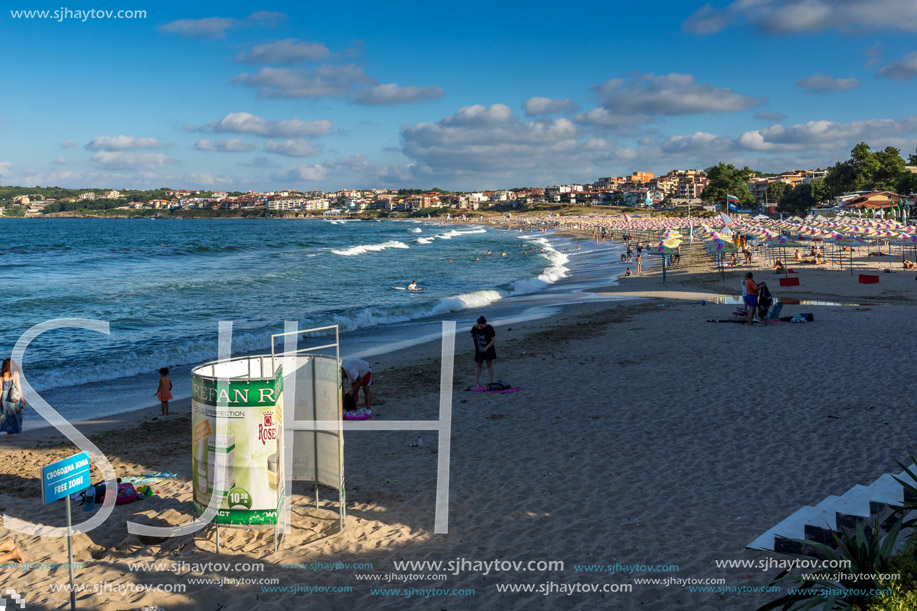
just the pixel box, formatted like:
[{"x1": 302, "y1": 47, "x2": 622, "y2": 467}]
[
  {"x1": 777, "y1": 182, "x2": 816, "y2": 216},
  {"x1": 824, "y1": 142, "x2": 907, "y2": 196},
  {"x1": 701, "y1": 162, "x2": 755, "y2": 206},
  {"x1": 765, "y1": 181, "x2": 789, "y2": 203}
]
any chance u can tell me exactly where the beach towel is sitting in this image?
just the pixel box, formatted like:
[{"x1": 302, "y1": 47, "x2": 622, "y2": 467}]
[{"x1": 470, "y1": 386, "x2": 522, "y2": 393}]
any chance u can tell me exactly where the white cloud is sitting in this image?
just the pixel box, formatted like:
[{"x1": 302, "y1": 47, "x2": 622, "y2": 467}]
[
  {"x1": 738, "y1": 116, "x2": 917, "y2": 151},
  {"x1": 271, "y1": 164, "x2": 328, "y2": 182},
  {"x1": 263, "y1": 138, "x2": 317, "y2": 157},
  {"x1": 89, "y1": 151, "x2": 174, "y2": 170},
  {"x1": 353, "y1": 84, "x2": 445, "y2": 105},
  {"x1": 160, "y1": 11, "x2": 286, "y2": 39},
  {"x1": 159, "y1": 17, "x2": 237, "y2": 38},
  {"x1": 522, "y1": 97, "x2": 578, "y2": 116},
  {"x1": 592, "y1": 73, "x2": 759, "y2": 118},
  {"x1": 796, "y1": 73, "x2": 859, "y2": 92},
  {"x1": 878, "y1": 51, "x2": 917, "y2": 81},
  {"x1": 574, "y1": 107, "x2": 652, "y2": 127},
  {"x1": 684, "y1": 0, "x2": 917, "y2": 35},
  {"x1": 231, "y1": 64, "x2": 375, "y2": 98},
  {"x1": 52, "y1": 157, "x2": 66, "y2": 165},
  {"x1": 59, "y1": 140, "x2": 77, "y2": 149},
  {"x1": 85, "y1": 135, "x2": 166, "y2": 151},
  {"x1": 755, "y1": 111, "x2": 787, "y2": 121},
  {"x1": 683, "y1": 3, "x2": 734, "y2": 34},
  {"x1": 400, "y1": 104, "x2": 597, "y2": 181},
  {"x1": 236, "y1": 39, "x2": 330, "y2": 64},
  {"x1": 0, "y1": 161, "x2": 11, "y2": 177},
  {"x1": 198, "y1": 112, "x2": 333, "y2": 138},
  {"x1": 195, "y1": 138, "x2": 258, "y2": 153},
  {"x1": 661, "y1": 131, "x2": 736, "y2": 154}
]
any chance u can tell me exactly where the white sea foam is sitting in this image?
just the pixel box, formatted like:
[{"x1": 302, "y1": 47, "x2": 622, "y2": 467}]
[
  {"x1": 331, "y1": 240, "x2": 410, "y2": 256},
  {"x1": 436, "y1": 228, "x2": 487, "y2": 240},
  {"x1": 430, "y1": 290, "x2": 503, "y2": 315},
  {"x1": 415, "y1": 237, "x2": 435, "y2": 244},
  {"x1": 410, "y1": 228, "x2": 422, "y2": 233},
  {"x1": 508, "y1": 237, "x2": 569, "y2": 295}
]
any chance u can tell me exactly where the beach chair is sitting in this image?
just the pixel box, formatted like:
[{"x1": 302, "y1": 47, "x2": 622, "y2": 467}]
[{"x1": 765, "y1": 301, "x2": 783, "y2": 321}]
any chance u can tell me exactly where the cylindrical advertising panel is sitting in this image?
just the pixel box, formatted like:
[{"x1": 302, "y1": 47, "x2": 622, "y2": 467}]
[{"x1": 191, "y1": 356, "x2": 284, "y2": 526}]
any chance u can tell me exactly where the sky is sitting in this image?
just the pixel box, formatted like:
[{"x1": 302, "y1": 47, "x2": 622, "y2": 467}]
[{"x1": 1, "y1": 0, "x2": 916, "y2": 192}]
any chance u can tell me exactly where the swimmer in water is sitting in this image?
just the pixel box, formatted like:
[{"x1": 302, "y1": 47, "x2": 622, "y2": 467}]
[
  {"x1": 486, "y1": 250, "x2": 492, "y2": 255},
  {"x1": 501, "y1": 251, "x2": 507, "y2": 257},
  {"x1": 407, "y1": 280, "x2": 418, "y2": 290}
]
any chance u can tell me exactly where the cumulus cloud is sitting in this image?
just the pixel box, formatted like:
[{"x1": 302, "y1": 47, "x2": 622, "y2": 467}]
[
  {"x1": 231, "y1": 64, "x2": 375, "y2": 98},
  {"x1": 89, "y1": 151, "x2": 175, "y2": 170},
  {"x1": 400, "y1": 104, "x2": 589, "y2": 176},
  {"x1": 522, "y1": 97, "x2": 578, "y2": 116},
  {"x1": 574, "y1": 107, "x2": 652, "y2": 127},
  {"x1": 660, "y1": 131, "x2": 736, "y2": 155},
  {"x1": 85, "y1": 135, "x2": 166, "y2": 151},
  {"x1": 195, "y1": 138, "x2": 258, "y2": 153},
  {"x1": 196, "y1": 112, "x2": 333, "y2": 138},
  {"x1": 160, "y1": 11, "x2": 286, "y2": 39},
  {"x1": 353, "y1": 84, "x2": 445, "y2": 105},
  {"x1": 683, "y1": 3, "x2": 734, "y2": 34},
  {"x1": 263, "y1": 138, "x2": 318, "y2": 157},
  {"x1": 738, "y1": 116, "x2": 917, "y2": 151},
  {"x1": 684, "y1": 0, "x2": 917, "y2": 36},
  {"x1": 796, "y1": 73, "x2": 859, "y2": 92},
  {"x1": 235, "y1": 39, "x2": 330, "y2": 64},
  {"x1": 878, "y1": 51, "x2": 917, "y2": 81},
  {"x1": 232, "y1": 63, "x2": 445, "y2": 105},
  {"x1": 755, "y1": 111, "x2": 787, "y2": 121},
  {"x1": 592, "y1": 73, "x2": 759, "y2": 118}
]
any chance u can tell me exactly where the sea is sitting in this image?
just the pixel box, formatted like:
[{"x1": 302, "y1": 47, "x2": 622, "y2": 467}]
[{"x1": 0, "y1": 218, "x2": 632, "y2": 428}]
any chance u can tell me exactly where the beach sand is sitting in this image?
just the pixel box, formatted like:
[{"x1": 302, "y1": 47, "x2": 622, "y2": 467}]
[{"x1": 2, "y1": 234, "x2": 916, "y2": 610}]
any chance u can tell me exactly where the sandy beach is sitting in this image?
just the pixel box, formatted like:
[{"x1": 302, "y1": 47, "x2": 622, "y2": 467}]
[{"x1": 2, "y1": 232, "x2": 916, "y2": 610}]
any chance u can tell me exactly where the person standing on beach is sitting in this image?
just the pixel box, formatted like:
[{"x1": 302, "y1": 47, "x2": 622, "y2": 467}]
[
  {"x1": 156, "y1": 367, "x2": 173, "y2": 415},
  {"x1": 626, "y1": 242, "x2": 634, "y2": 262},
  {"x1": 744, "y1": 272, "x2": 759, "y2": 325},
  {"x1": 342, "y1": 358, "x2": 373, "y2": 410},
  {"x1": 470, "y1": 316, "x2": 496, "y2": 387},
  {"x1": 0, "y1": 358, "x2": 25, "y2": 437},
  {"x1": 636, "y1": 253, "x2": 643, "y2": 273}
]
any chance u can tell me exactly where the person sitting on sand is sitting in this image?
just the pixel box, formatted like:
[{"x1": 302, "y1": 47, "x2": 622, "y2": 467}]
[
  {"x1": 619, "y1": 268, "x2": 632, "y2": 278},
  {"x1": 794, "y1": 249, "x2": 803, "y2": 261},
  {"x1": 904, "y1": 259, "x2": 917, "y2": 270},
  {"x1": 0, "y1": 539, "x2": 25, "y2": 563},
  {"x1": 773, "y1": 258, "x2": 785, "y2": 273}
]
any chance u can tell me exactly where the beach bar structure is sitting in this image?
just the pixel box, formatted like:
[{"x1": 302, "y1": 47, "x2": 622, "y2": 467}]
[{"x1": 190, "y1": 325, "x2": 344, "y2": 552}]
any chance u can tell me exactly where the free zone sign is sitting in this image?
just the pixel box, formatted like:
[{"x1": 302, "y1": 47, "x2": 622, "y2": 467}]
[{"x1": 41, "y1": 452, "x2": 91, "y2": 504}]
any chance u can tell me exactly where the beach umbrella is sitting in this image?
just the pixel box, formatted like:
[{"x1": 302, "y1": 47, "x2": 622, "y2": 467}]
[
  {"x1": 834, "y1": 236, "x2": 867, "y2": 275},
  {"x1": 650, "y1": 243, "x2": 680, "y2": 283}
]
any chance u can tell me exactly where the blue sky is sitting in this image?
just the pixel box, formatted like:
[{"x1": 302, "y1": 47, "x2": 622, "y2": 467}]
[{"x1": 1, "y1": 0, "x2": 916, "y2": 191}]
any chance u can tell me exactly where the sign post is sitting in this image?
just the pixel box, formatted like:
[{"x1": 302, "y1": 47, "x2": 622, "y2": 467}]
[{"x1": 41, "y1": 451, "x2": 91, "y2": 611}]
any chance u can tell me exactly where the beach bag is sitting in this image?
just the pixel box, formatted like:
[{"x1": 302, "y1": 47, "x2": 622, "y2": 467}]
[
  {"x1": 5, "y1": 383, "x2": 21, "y2": 405},
  {"x1": 488, "y1": 380, "x2": 512, "y2": 391}
]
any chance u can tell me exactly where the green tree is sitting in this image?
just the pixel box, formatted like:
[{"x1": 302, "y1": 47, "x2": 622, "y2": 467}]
[
  {"x1": 776, "y1": 179, "x2": 827, "y2": 216},
  {"x1": 824, "y1": 143, "x2": 907, "y2": 196},
  {"x1": 765, "y1": 181, "x2": 789, "y2": 203},
  {"x1": 701, "y1": 162, "x2": 755, "y2": 206},
  {"x1": 873, "y1": 146, "x2": 907, "y2": 191}
]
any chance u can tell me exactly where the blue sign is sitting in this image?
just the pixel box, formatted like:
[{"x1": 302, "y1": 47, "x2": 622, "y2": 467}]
[{"x1": 41, "y1": 452, "x2": 91, "y2": 504}]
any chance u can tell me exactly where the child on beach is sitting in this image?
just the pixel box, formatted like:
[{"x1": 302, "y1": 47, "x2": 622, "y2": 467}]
[{"x1": 156, "y1": 367, "x2": 173, "y2": 415}]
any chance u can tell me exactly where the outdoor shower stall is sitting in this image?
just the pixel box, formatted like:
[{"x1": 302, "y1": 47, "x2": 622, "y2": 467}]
[{"x1": 190, "y1": 325, "x2": 345, "y2": 552}]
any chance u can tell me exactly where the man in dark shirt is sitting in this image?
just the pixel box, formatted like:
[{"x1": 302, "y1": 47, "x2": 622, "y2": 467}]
[{"x1": 470, "y1": 315, "x2": 496, "y2": 387}]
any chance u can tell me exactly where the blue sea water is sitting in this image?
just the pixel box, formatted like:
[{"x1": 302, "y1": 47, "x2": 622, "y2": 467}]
[{"x1": 0, "y1": 218, "x2": 621, "y2": 426}]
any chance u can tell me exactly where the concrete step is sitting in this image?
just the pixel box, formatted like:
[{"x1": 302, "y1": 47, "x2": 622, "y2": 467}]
[{"x1": 748, "y1": 506, "x2": 817, "y2": 551}]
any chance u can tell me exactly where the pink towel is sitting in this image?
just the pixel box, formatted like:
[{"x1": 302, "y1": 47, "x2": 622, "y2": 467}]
[{"x1": 470, "y1": 387, "x2": 522, "y2": 393}]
